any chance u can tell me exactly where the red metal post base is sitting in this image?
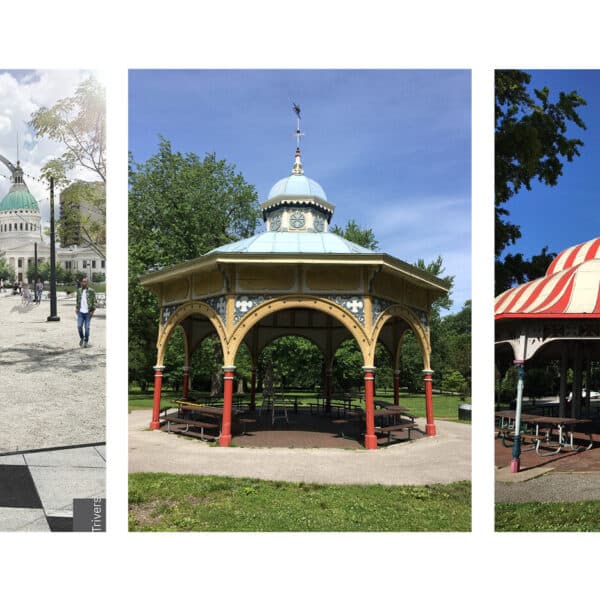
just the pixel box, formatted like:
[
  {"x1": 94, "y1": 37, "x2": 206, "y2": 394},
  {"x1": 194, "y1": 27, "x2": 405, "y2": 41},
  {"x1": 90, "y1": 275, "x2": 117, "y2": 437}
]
[
  {"x1": 219, "y1": 367, "x2": 235, "y2": 447},
  {"x1": 423, "y1": 370, "x2": 436, "y2": 436},
  {"x1": 363, "y1": 367, "x2": 377, "y2": 450},
  {"x1": 150, "y1": 366, "x2": 164, "y2": 430},
  {"x1": 510, "y1": 458, "x2": 520, "y2": 473}
]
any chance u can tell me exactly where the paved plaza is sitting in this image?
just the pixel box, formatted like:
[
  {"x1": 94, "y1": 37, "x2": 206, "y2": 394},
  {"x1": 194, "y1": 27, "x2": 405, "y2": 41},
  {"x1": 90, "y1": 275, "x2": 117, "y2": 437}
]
[
  {"x1": 496, "y1": 438, "x2": 600, "y2": 503},
  {"x1": 0, "y1": 291, "x2": 106, "y2": 530},
  {"x1": 129, "y1": 409, "x2": 471, "y2": 486}
]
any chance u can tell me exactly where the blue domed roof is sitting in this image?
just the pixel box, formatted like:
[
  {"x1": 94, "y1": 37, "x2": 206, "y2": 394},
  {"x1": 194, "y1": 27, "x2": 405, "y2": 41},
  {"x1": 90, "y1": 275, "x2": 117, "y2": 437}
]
[
  {"x1": 0, "y1": 188, "x2": 39, "y2": 212},
  {"x1": 268, "y1": 174, "x2": 327, "y2": 202},
  {"x1": 208, "y1": 231, "x2": 375, "y2": 254}
]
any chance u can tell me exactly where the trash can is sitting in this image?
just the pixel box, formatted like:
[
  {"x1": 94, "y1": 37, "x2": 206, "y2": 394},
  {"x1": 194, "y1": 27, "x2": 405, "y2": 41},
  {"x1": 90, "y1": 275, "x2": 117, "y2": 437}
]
[{"x1": 458, "y1": 403, "x2": 471, "y2": 421}]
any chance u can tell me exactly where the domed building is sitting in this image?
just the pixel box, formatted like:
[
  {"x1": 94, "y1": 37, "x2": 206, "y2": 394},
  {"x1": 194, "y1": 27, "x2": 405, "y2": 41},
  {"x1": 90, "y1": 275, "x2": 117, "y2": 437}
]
[
  {"x1": 142, "y1": 136, "x2": 450, "y2": 449},
  {"x1": 0, "y1": 158, "x2": 47, "y2": 281},
  {"x1": 0, "y1": 154, "x2": 106, "y2": 284}
]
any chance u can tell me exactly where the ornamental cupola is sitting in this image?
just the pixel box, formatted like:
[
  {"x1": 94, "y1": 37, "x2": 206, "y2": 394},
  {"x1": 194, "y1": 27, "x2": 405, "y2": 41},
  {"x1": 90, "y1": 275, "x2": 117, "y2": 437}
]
[{"x1": 261, "y1": 104, "x2": 335, "y2": 233}]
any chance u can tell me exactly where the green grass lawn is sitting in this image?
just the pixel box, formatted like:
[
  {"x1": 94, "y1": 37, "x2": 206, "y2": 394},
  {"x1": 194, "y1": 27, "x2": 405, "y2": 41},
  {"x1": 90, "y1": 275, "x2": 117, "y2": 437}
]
[
  {"x1": 496, "y1": 501, "x2": 600, "y2": 532},
  {"x1": 128, "y1": 388, "x2": 468, "y2": 421},
  {"x1": 129, "y1": 473, "x2": 471, "y2": 532}
]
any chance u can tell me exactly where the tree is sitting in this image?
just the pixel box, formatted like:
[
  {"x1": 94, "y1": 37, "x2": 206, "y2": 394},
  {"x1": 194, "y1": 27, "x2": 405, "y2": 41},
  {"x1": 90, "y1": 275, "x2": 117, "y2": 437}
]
[
  {"x1": 29, "y1": 76, "x2": 106, "y2": 256},
  {"x1": 29, "y1": 76, "x2": 106, "y2": 183},
  {"x1": 0, "y1": 258, "x2": 15, "y2": 281},
  {"x1": 495, "y1": 70, "x2": 586, "y2": 293},
  {"x1": 398, "y1": 259, "x2": 469, "y2": 394},
  {"x1": 495, "y1": 246, "x2": 555, "y2": 293},
  {"x1": 128, "y1": 139, "x2": 260, "y2": 389},
  {"x1": 330, "y1": 219, "x2": 379, "y2": 250}
]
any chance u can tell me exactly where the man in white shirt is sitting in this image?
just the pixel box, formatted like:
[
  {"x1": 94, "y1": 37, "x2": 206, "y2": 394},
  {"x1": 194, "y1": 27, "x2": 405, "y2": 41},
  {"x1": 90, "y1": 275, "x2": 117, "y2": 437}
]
[{"x1": 75, "y1": 277, "x2": 97, "y2": 348}]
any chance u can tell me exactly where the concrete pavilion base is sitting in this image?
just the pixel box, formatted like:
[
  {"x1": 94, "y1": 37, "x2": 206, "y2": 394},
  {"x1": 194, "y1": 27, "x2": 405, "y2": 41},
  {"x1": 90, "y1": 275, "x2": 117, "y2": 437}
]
[{"x1": 129, "y1": 409, "x2": 471, "y2": 486}]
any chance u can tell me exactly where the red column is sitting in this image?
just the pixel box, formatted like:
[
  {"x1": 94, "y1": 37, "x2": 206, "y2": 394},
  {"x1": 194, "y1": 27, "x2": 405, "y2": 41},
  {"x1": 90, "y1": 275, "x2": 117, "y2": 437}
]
[
  {"x1": 423, "y1": 369, "x2": 436, "y2": 436},
  {"x1": 363, "y1": 367, "x2": 377, "y2": 449},
  {"x1": 219, "y1": 366, "x2": 235, "y2": 447},
  {"x1": 393, "y1": 370, "x2": 400, "y2": 406},
  {"x1": 150, "y1": 366, "x2": 164, "y2": 430},
  {"x1": 250, "y1": 368, "x2": 256, "y2": 411},
  {"x1": 182, "y1": 366, "x2": 190, "y2": 400}
]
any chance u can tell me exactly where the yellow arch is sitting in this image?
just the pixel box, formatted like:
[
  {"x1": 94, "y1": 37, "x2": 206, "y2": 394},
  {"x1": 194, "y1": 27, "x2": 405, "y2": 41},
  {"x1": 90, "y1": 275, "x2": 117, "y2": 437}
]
[
  {"x1": 156, "y1": 301, "x2": 228, "y2": 366},
  {"x1": 371, "y1": 305, "x2": 431, "y2": 370},
  {"x1": 227, "y1": 295, "x2": 372, "y2": 366}
]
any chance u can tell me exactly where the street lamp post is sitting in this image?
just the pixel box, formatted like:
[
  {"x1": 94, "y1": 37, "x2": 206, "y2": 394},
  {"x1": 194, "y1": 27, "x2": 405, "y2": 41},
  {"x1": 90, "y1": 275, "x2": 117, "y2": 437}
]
[{"x1": 47, "y1": 177, "x2": 60, "y2": 322}]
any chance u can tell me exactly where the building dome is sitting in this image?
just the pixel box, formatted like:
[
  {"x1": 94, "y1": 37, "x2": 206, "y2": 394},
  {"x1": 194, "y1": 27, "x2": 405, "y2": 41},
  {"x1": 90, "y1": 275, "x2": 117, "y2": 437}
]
[
  {"x1": 261, "y1": 147, "x2": 335, "y2": 232},
  {"x1": 267, "y1": 173, "x2": 327, "y2": 203},
  {"x1": 0, "y1": 187, "x2": 39, "y2": 212}
]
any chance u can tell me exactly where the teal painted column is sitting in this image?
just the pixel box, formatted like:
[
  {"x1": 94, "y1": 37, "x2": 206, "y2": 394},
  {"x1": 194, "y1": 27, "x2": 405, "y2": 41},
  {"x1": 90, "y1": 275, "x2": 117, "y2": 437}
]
[{"x1": 511, "y1": 361, "x2": 525, "y2": 473}]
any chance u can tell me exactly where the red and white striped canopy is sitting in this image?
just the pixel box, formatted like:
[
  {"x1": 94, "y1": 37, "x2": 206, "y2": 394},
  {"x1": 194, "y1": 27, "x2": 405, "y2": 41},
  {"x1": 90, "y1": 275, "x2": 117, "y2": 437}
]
[{"x1": 495, "y1": 237, "x2": 600, "y2": 320}]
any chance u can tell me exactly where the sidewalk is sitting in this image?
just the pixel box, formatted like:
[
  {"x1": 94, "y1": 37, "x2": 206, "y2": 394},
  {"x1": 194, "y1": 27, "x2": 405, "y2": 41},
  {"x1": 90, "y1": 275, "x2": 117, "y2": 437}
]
[
  {"x1": 0, "y1": 292, "x2": 105, "y2": 452},
  {"x1": 129, "y1": 409, "x2": 471, "y2": 486},
  {"x1": 0, "y1": 292, "x2": 106, "y2": 531},
  {"x1": 0, "y1": 444, "x2": 105, "y2": 531},
  {"x1": 496, "y1": 471, "x2": 600, "y2": 503}
]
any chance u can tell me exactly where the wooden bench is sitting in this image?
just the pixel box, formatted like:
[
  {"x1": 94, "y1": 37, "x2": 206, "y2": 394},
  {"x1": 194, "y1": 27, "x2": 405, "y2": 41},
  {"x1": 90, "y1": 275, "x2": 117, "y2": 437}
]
[
  {"x1": 161, "y1": 414, "x2": 220, "y2": 441},
  {"x1": 375, "y1": 420, "x2": 418, "y2": 444},
  {"x1": 237, "y1": 417, "x2": 256, "y2": 435}
]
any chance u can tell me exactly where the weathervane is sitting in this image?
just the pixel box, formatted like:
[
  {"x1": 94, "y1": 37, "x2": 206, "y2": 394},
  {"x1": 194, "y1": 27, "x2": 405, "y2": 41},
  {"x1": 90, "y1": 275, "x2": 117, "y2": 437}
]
[
  {"x1": 291, "y1": 102, "x2": 304, "y2": 174},
  {"x1": 292, "y1": 102, "x2": 303, "y2": 149}
]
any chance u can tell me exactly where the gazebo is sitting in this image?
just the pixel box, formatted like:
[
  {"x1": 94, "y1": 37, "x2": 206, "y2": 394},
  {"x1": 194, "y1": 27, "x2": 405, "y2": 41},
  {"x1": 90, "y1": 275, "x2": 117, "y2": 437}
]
[
  {"x1": 142, "y1": 136, "x2": 449, "y2": 449},
  {"x1": 495, "y1": 237, "x2": 600, "y2": 470}
]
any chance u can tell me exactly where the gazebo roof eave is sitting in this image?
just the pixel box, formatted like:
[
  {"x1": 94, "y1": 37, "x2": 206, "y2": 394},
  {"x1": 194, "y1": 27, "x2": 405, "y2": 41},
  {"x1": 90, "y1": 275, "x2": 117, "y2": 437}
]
[{"x1": 140, "y1": 250, "x2": 449, "y2": 295}]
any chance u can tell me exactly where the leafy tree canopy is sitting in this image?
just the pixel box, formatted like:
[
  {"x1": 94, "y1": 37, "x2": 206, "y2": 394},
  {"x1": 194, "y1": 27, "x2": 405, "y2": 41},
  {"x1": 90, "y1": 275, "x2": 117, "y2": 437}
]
[
  {"x1": 495, "y1": 70, "x2": 586, "y2": 293},
  {"x1": 128, "y1": 138, "x2": 261, "y2": 390},
  {"x1": 29, "y1": 76, "x2": 106, "y2": 183},
  {"x1": 0, "y1": 258, "x2": 15, "y2": 281},
  {"x1": 330, "y1": 219, "x2": 379, "y2": 250}
]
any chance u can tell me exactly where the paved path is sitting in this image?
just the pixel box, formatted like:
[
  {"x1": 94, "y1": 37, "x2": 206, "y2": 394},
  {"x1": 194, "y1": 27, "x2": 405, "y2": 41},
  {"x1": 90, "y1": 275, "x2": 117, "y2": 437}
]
[
  {"x1": 0, "y1": 291, "x2": 105, "y2": 531},
  {"x1": 129, "y1": 410, "x2": 471, "y2": 485},
  {"x1": 0, "y1": 292, "x2": 105, "y2": 452},
  {"x1": 0, "y1": 444, "x2": 106, "y2": 531},
  {"x1": 496, "y1": 471, "x2": 600, "y2": 503}
]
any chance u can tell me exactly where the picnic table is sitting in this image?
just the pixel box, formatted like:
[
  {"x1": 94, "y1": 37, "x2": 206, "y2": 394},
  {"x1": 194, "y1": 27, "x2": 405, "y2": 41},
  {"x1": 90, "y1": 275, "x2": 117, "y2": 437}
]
[
  {"x1": 496, "y1": 411, "x2": 594, "y2": 455},
  {"x1": 525, "y1": 415, "x2": 593, "y2": 454}
]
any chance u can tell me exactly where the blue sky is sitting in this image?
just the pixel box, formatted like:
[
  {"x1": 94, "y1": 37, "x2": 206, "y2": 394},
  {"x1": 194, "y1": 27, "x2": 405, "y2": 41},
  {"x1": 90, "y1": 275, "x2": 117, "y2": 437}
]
[
  {"x1": 129, "y1": 70, "x2": 471, "y2": 313},
  {"x1": 500, "y1": 70, "x2": 600, "y2": 260}
]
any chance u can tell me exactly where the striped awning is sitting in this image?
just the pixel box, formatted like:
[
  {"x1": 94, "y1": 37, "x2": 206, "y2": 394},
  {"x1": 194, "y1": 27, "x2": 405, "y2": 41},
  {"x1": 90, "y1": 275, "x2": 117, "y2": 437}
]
[{"x1": 495, "y1": 237, "x2": 600, "y2": 320}]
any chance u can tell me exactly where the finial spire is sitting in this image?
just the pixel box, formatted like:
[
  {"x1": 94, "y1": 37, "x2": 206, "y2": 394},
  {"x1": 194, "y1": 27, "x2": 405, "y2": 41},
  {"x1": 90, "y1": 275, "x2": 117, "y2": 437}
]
[
  {"x1": 16, "y1": 131, "x2": 19, "y2": 164},
  {"x1": 291, "y1": 102, "x2": 304, "y2": 175}
]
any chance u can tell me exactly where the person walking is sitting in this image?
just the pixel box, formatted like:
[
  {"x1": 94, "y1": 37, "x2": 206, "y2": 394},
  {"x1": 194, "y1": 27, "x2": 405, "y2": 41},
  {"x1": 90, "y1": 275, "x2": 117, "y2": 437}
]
[
  {"x1": 35, "y1": 278, "x2": 43, "y2": 304},
  {"x1": 75, "y1": 277, "x2": 97, "y2": 348}
]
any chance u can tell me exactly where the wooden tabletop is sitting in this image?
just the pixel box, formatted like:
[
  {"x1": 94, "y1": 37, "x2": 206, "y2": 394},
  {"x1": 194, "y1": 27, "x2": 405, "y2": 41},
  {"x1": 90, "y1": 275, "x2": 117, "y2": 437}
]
[
  {"x1": 527, "y1": 416, "x2": 591, "y2": 426},
  {"x1": 177, "y1": 403, "x2": 241, "y2": 417},
  {"x1": 495, "y1": 410, "x2": 541, "y2": 421}
]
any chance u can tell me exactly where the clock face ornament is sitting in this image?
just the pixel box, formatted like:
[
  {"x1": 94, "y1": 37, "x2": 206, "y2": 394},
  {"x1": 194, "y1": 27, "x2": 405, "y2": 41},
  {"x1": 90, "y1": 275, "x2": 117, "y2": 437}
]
[
  {"x1": 289, "y1": 211, "x2": 305, "y2": 229},
  {"x1": 271, "y1": 214, "x2": 282, "y2": 231}
]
